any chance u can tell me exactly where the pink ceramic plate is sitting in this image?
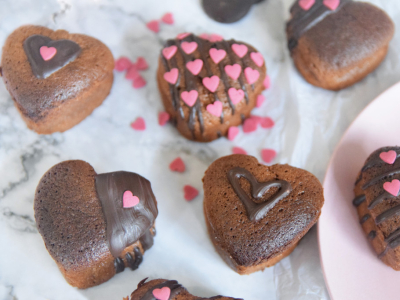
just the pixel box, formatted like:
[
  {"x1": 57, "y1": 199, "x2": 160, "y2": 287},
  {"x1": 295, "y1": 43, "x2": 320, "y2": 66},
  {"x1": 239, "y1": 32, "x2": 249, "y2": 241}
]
[{"x1": 318, "y1": 82, "x2": 400, "y2": 300}]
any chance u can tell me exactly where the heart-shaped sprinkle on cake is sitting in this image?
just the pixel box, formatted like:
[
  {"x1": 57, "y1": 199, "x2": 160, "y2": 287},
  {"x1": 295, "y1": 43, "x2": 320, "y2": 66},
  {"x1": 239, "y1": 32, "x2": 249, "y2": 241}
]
[
  {"x1": 163, "y1": 68, "x2": 179, "y2": 84},
  {"x1": 244, "y1": 67, "x2": 260, "y2": 84},
  {"x1": 181, "y1": 41, "x2": 198, "y2": 54},
  {"x1": 299, "y1": 0, "x2": 315, "y2": 10},
  {"x1": 162, "y1": 45, "x2": 178, "y2": 60},
  {"x1": 39, "y1": 46, "x2": 57, "y2": 61},
  {"x1": 206, "y1": 101, "x2": 223, "y2": 117},
  {"x1": 202, "y1": 75, "x2": 220, "y2": 92},
  {"x1": 250, "y1": 52, "x2": 264, "y2": 67},
  {"x1": 152, "y1": 287, "x2": 171, "y2": 300},
  {"x1": 209, "y1": 48, "x2": 227, "y2": 64},
  {"x1": 323, "y1": 0, "x2": 340, "y2": 10},
  {"x1": 383, "y1": 180, "x2": 400, "y2": 197},
  {"x1": 225, "y1": 64, "x2": 242, "y2": 80},
  {"x1": 379, "y1": 150, "x2": 397, "y2": 164},
  {"x1": 123, "y1": 190, "x2": 140, "y2": 208},
  {"x1": 186, "y1": 59, "x2": 203, "y2": 75},
  {"x1": 181, "y1": 90, "x2": 198, "y2": 107},
  {"x1": 231, "y1": 43, "x2": 248, "y2": 58},
  {"x1": 228, "y1": 88, "x2": 244, "y2": 105}
]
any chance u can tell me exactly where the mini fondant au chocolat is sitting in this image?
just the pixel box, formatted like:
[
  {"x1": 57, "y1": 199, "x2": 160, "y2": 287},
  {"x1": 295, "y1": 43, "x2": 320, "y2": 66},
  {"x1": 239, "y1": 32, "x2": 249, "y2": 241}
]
[
  {"x1": 203, "y1": 154, "x2": 324, "y2": 274},
  {"x1": 157, "y1": 33, "x2": 266, "y2": 142},
  {"x1": 354, "y1": 146, "x2": 400, "y2": 271},
  {"x1": 34, "y1": 160, "x2": 158, "y2": 288},
  {"x1": 128, "y1": 278, "x2": 241, "y2": 300},
  {"x1": 1, "y1": 25, "x2": 114, "y2": 133},
  {"x1": 286, "y1": 0, "x2": 394, "y2": 90}
]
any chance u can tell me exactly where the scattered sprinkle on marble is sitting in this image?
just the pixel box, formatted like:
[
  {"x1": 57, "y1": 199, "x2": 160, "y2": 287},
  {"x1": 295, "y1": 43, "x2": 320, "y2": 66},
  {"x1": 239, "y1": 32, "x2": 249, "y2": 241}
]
[
  {"x1": 115, "y1": 57, "x2": 133, "y2": 71},
  {"x1": 260, "y1": 117, "x2": 274, "y2": 129},
  {"x1": 133, "y1": 76, "x2": 147, "y2": 89},
  {"x1": 125, "y1": 65, "x2": 140, "y2": 80},
  {"x1": 161, "y1": 12, "x2": 174, "y2": 24},
  {"x1": 228, "y1": 126, "x2": 239, "y2": 141},
  {"x1": 131, "y1": 117, "x2": 146, "y2": 130},
  {"x1": 135, "y1": 57, "x2": 148, "y2": 70},
  {"x1": 243, "y1": 118, "x2": 258, "y2": 133},
  {"x1": 146, "y1": 20, "x2": 160, "y2": 33},
  {"x1": 158, "y1": 112, "x2": 170, "y2": 126},
  {"x1": 232, "y1": 147, "x2": 247, "y2": 155},
  {"x1": 261, "y1": 149, "x2": 276, "y2": 163},
  {"x1": 169, "y1": 157, "x2": 185, "y2": 173},
  {"x1": 184, "y1": 185, "x2": 198, "y2": 201},
  {"x1": 256, "y1": 94, "x2": 265, "y2": 107}
]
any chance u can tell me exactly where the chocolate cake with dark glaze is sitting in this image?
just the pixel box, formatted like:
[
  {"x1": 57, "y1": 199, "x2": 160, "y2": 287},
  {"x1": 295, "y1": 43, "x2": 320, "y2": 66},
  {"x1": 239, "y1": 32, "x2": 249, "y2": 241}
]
[
  {"x1": 203, "y1": 154, "x2": 324, "y2": 274},
  {"x1": 129, "y1": 278, "x2": 241, "y2": 300},
  {"x1": 286, "y1": 0, "x2": 394, "y2": 90},
  {"x1": 157, "y1": 33, "x2": 266, "y2": 142},
  {"x1": 34, "y1": 160, "x2": 158, "y2": 288},
  {"x1": 354, "y1": 146, "x2": 400, "y2": 270},
  {"x1": 1, "y1": 25, "x2": 114, "y2": 133}
]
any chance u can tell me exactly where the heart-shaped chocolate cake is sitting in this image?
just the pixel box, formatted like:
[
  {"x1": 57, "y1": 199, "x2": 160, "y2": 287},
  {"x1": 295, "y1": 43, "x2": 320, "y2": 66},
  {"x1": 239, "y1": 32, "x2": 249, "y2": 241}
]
[
  {"x1": 34, "y1": 160, "x2": 158, "y2": 288},
  {"x1": 286, "y1": 0, "x2": 394, "y2": 90},
  {"x1": 354, "y1": 146, "x2": 400, "y2": 270},
  {"x1": 157, "y1": 33, "x2": 266, "y2": 142},
  {"x1": 1, "y1": 25, "x2": 114, "y2": 133},
  {"x1": 128, "y1": 278, "x2": 241, "y2": 300},
  {"x1": 203, "y1": 154, "x2": 324, "y2": 274}
]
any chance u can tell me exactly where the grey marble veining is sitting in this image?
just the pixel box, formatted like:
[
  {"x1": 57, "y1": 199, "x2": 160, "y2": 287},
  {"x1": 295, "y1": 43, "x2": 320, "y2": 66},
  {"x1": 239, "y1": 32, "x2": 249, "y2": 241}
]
[{"x1": 1, "y1": 0, "x2": 400, "y2": 299}]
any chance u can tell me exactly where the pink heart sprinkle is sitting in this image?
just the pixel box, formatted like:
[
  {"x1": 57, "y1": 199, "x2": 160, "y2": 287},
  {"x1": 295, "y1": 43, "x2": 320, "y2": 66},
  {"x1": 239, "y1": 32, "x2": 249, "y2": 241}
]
[
  {"x1": 186, "y1": 59, "x2": 203, "y2": 75},
  {"x1": 163, "y1": 68, "x2": 179, "y2": 84},
  {"x1": 383, "y1": 179, "x2": 400, "y2": 196},
  {"x1": 177, "y1": 32, "x2": 190, "y2": 40},
  {"x1": 161, "y1": 12, "x2": 174, "y2": 24},
  {"x1": 131, "y1": 117, "x2": 146, "y2": 130},
  {"x1": 184, "y1": 185, "x2": 198, "y2": 201},
  {"x1": 209, "y1": 34, "x2": 223, "y2": 42},
  {"x1": 299, "y1": 0, "x2": 316, "y2": 10},
  {"x1": 158, "y1": 112, "x2": 170, "y2": 126},
  {"x1": 152, "y1": 287, "x2": 171, "y2": 300},
  {"x1": 147, "y1": 20, "x2": 160, "y2": 33},
  {"x1": 206, "y1": 101, "x2": 223, "y2": 117},
  {"x1": 250, "y1": 52, "x2": 264, "y2": 67},
  {"x1": 244, "y1": 67, "x2": 260, "y2": 84},
  {"x1": 133, "y1": 76, "x2": 146, "y2": 89},
  {"x1": 261, "y1": 149, "x2": 277, "y2": 163},
  {"x1": 260, "y1": 117, "x2": 275, "y2": 129},
  {"x1": 380, "y1": 150, "x2": 397, "y2": 164},
  {"x1": 181, "y1": 90, "x2": 198, "y2": 107},
  {"x1": 209, "y1": 48, "x2": 227, "y2": 64},
  {"x1": 40, "y1": 46, "x2": 57, "y2": 61},
  {"x1": 243, "y1": 118, "x2": 258, "y2": 133},
  {"x1": 323, "y1": 0, "x2": 340, "y2": 10},
  {"x1": 232, "y1": 44, "x2": 248, "y2": 58},
  {"x1": 135, "y1": 57, "x2": 148, "y2": 70},
  {"x1": 125, "y1": 65, "x2": 140, "y2": 80},
  {"x1": 225, "y1": 64, "x2": 242, "y2": 80},
  {"x1": 228, "y1": 126, "x2": 239, "y2": 141},
  {"x1": 123, "y1": 191, "x2": 140, "y2": 208},
  {"x1": 203, "y1": 76, "x2": 220, "y2": 92},
  {"x1": 228, "y1": 88, "x2": 244, "y2": 105},
  {"x1": 162, "y1": 45, "x2": 178, "y2": 60},
  {"x1": 115, "y1": 57, "x2": 133, "y2": 71},
  {"x1": 181, "y1": 41, "x2": 198, "y2": 54},
  {"x1": 263, "y1": 75, "x2": 271, "y2": 89},
  {"x1": 169, "y1": 157, "x2": 185, "y2": 172},
  {"x1": 232, "y1": 147, "x2": 247, "y2": 155},
  {"x1": 256, "y1": 95, "x2": 265, "y2": 107}
]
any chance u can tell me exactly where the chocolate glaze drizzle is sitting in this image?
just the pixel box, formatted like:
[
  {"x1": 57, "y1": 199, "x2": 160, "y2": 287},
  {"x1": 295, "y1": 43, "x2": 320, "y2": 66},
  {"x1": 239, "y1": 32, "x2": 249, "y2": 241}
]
[
  {"x1": 286, "y1": 0, "x2": 351, "y2": 51},
  {"x1": 228, "y1": 167, "x2": 292, "y2": 222},
  {"x1": 95, "y1": 171, "x2": 158, "y2": 258},
  {"x1": 354, "y1": 146, "x2": 400, "y2": 259},
  {"x1": 160, "y1": 34, "x2": 260, "y2": 139},
  {"x1": 23, "y1": 34, "x2": 81, "y2": 79}
]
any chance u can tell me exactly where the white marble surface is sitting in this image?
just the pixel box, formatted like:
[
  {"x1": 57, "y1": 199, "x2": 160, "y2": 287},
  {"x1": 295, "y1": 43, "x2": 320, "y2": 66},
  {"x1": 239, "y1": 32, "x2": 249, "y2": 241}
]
[{"x1": 1, "y1": 0, "x2": 400, "y2": 299}]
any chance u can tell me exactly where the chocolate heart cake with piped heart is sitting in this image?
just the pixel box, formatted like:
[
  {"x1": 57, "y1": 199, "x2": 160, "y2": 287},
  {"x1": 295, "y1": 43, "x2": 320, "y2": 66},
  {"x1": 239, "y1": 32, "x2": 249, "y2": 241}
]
[
  {"x1": 128, "y1": 278, "x2": 241, "y2": 300},
  {"x1": 157, "y1": 33, "x2": 267, "y2": 142},
  {"x1": 354, "y1": 146, "x2": 400, "y2": 270},
  {"x1": 286, "y1": 0, "x2": 394, "y2": 90},
  {"x1": 203, "y1": 154, "x2": 324, "y2": 274},
  {"x1": 1, "y1": 25, "x2": 114, "y2": 134},
  {"x1": 34, "y1": 160, "x2": 158, "y2": 288}
]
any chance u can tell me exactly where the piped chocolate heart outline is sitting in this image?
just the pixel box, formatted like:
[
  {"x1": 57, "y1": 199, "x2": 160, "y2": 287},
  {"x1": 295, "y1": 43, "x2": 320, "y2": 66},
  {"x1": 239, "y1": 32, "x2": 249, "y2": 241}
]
[
  {"x1": 23, "y1": 34, "x2": 81, "y2": 79},
  {"x1": 228, "y1": 167, "x2": 292, "y2": 222}
]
